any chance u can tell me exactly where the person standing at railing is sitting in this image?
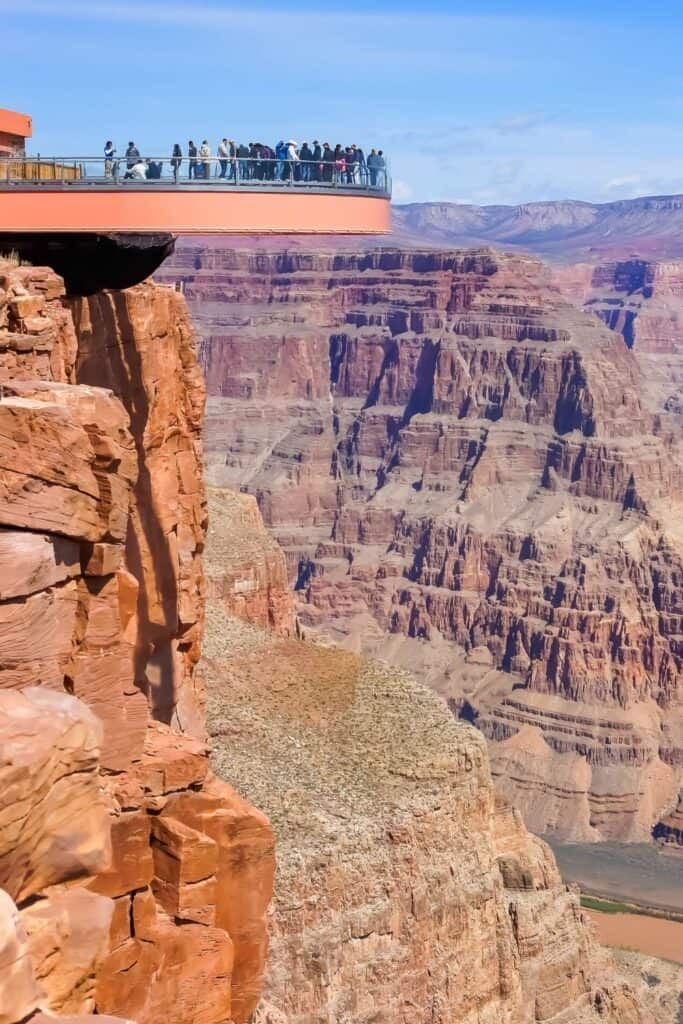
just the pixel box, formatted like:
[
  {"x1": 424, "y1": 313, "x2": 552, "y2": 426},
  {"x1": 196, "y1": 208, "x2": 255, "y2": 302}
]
[
  {"x1": 367, "y1": 148, "x2": 379, "y2": 187},
  {"x1": 260, "y1": 143, "x2": 275, "y2": 180},
  {"x1": 125, "y1": 141, "x2": 140, "y2": 170},
  {"x1": 345, "y1": 146, "x2": 357, "y2": 185},
  {"x1": 355, "y1": 145, "x2": 366, "y2": 185},
  {"x1": 321, "y1": 143, "x2": 334, "y2": 182},
  {"x1": 188, "y1": 140, "x2": 198, "y2": 179},
  {"x1": 311, "y1": 141, "x2": 322, "y2": 182},
  {"x1": 274, "y1": 141, "x2": 286, "y2": 181},
  {"x1": 217, "y1": 138, "x2": 230, "y2": 179},
  {"x1": 376, "y1": 150, "x2": 386, "y2": 189},
  {"x1": 199, "y1": 140, "x2": 212, "y2": 179},
  {"x1": 284, "y1": 140, "x2": 299, "y2": 181},
  {"x1": 237, "y1": 142, "x2": 249, "y2": 180},
  {"x1": 104, "y1": 140, "x2": 116, "y2": 179},
  {"x1": 333, "y1": 145, "x2": 345, "y2": 184},
  {"x1": 299, "y1": 141, "x2": 313, "y2": 182},
  {"x1": 171, "y1": 144, "x2": 182, "y2": 182}
]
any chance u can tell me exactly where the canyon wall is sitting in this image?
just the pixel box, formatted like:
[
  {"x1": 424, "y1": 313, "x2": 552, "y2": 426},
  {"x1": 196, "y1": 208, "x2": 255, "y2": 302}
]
[
  {"x1": 554, "y1": 258, "x2": 683, "y2": 850},
  {"x1": 205, "y1": 486, "x2": 295, "y2": 636},
  {"x1": 0, "y1": 264, "x2": 274, "y2": 1024},
  {"x1": 0, "y1": 255, "x2": 652, "y2": 1024},
  {"x1": 160, "y1": 244, "x2": 683, "y2": 844}
]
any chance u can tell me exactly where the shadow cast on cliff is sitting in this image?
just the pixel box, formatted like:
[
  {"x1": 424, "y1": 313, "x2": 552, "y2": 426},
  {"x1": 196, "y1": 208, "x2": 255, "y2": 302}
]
[{"x1": 73, "y1": 290, "x2": 180, "y2": 724}]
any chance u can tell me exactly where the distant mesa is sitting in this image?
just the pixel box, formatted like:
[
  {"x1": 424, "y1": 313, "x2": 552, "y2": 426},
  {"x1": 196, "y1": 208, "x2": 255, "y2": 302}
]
[{"x1": 391, "y1": 193, "x2": 683, "y2": 261}]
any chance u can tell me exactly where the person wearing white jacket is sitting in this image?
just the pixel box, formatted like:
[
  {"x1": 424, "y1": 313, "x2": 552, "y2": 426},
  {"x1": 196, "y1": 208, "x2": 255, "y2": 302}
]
[
  {"x1": 285, "y1": 140, "x2": 299, "y2": 181},
  {"x1": 199, "y1": 140, "x2": 212, "y2": 179},
  {"x1": 217, "y1": 138, "x2": 231, "y2": 178}
]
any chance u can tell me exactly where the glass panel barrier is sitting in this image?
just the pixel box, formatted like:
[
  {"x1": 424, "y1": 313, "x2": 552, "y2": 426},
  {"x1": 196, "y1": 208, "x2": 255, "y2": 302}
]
[{"x1": 0, "y1": 156, "x2": 391, "y2": 196}]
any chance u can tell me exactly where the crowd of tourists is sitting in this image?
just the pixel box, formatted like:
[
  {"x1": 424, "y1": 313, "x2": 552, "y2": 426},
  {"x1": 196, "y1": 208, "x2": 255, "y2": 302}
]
[{"x1": 103, "y1": 139, "x2": 387, "y2": 187}]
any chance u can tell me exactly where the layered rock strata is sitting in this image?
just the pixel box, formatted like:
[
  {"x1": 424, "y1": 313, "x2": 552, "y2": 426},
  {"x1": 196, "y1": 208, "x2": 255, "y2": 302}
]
[
  {"x1": 555, "y1": 258, "x2": 683, "y2": 849},
  {"x1": 205, "y1": 486, "x2": 294, "y2": 636},
  {"x1": 0, "y1": 263, "x2": 274, "y2": 1024},
  {"x1": 202, "y1": 601, "x2": 648, "y2": 1024},
  {"x1": 160, "y1": 244, "x2": 683, "y2": 843}
]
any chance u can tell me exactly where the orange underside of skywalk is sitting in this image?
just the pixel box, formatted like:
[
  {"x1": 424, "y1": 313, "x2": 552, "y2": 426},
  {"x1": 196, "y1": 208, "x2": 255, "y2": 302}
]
[{"x1": 0, "y1": 189, "x2": 391, "y2": 234}]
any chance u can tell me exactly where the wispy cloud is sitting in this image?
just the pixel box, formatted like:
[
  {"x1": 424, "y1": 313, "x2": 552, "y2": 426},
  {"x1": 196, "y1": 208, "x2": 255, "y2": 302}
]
[
  {"x1": 605, "y1": 174, "x2": 641, "y2": 191},
  {"x1": 494, "y1": 112, "x2": 547, "y2": 136}
]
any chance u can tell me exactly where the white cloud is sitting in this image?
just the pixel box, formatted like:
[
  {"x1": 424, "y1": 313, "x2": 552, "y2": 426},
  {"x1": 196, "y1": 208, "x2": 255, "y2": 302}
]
[
  {"x1": 488, "y1": 160, "x2": 523, "y2": 186},
  {"x1": 605, "y1": 174, "x2": 641, "y2": 190},
  {"x1": 392, "y1": 179, "x2": 413, "y2": 202},
  {"x1": 494, "y1": 112, "x2": 547, "y2": 136}
]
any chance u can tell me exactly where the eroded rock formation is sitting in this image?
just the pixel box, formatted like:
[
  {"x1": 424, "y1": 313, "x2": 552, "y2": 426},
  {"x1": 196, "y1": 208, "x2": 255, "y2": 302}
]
[
  {"x1": 205, "y1": 486, "x2": 294, "y2": 636},
  {"x1": 160, "y1": 244, "x2": 683, "y2": 843},
  {"x1": 554, "y1": 258, "x2": 683, "y2": 851},
  {"x1": 202, "y1": 601, "x2": 648, "y2": 1023},
  {"x1": 0, "y1": 263, "x2": 274, "y2": 1024}
]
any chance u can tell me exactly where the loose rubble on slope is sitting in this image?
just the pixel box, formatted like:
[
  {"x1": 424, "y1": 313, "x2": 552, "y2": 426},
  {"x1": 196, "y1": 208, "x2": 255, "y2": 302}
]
[{"x1": 200, "y1": 481, "x2": 650, "y2": 1024}]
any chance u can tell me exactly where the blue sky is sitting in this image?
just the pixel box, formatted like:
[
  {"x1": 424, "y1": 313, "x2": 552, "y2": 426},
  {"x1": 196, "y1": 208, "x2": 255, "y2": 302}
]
[{"x1": 3, "y1": 0, "x2": 683, "y2": 205}]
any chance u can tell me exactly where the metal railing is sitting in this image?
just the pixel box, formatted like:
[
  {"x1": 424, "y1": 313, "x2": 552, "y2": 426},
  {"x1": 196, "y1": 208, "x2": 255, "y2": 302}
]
[{"x1": 0, "y1": 155, "x2": 391, "y2": 196}]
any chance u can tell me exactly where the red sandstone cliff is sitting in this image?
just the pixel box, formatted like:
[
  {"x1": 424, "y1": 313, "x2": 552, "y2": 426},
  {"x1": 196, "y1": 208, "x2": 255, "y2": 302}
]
[
  {"x1": 159, "y1": 245, "x2": 683, "y2": 844},
  {"x1": 0, "y1": 264, "x2": 274, "y2": 1024}
]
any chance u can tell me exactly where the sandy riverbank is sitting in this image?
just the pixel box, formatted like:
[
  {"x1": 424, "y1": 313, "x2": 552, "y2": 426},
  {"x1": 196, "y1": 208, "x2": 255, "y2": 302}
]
[{"x1": 587, "y1": 910, "x2": 683, "y2": 964}]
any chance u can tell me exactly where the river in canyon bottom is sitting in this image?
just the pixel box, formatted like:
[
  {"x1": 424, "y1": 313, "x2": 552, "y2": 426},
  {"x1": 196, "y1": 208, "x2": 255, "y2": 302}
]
[{"x1": 545, "y1": 839, "x2": 683, "y2": 963}]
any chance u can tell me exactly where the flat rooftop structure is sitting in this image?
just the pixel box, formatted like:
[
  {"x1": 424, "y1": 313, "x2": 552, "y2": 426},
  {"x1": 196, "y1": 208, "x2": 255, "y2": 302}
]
[
  {"x1": 0, "y1": 108, "x2": 32, "y2": 157},
  {"x1": 0, "y1": 155, "x2": 391, "y2": 234}
]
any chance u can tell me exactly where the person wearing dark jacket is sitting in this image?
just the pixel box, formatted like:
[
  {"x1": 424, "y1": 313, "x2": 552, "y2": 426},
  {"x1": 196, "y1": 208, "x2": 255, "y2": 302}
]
[
  {"x1": 299, "y1": 142, "x2": 313, "y2": 181},
  {"x1": 171, "y1": 143, "x2": 182, "y2": 181},
  {"x1": 354, "y1": 145, "x2": 366, "y2": 184},
  {"x1": 250, "y1": 142, "x2": 263, "y2": 180},
  {"x1": 188, "y1": 140, "x2": 198, "y2": 179},
  {"x1": 261, "y1": 143, "x2": 275, "y2": 180},
  {"x1": 236, "y1": 142, "x2": 249, "y2": 180},
  {"x1": 345, "y1": 146, "x2": 357, "y2": 185},
  {"x1": 311, "y1": 141, "x2": 322, "y2": 181},
  {"x1": 367, "y1": 148, "x2": 379, "y2": 187},
  {"x1": 125, "y1": 141, "x2": 140, "y2": 169},
  {"x1": 332, "y1": 145, "x2": 345, "y2": 184},
  {"x1": 321, "y1": 143, "x2": 334, "y2": 182}
]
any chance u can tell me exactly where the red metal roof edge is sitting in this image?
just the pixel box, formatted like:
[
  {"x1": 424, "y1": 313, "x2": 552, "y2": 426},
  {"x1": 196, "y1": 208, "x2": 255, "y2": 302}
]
[{"x1": 0, "y1": 109, "x2": 32, "y2": 139}]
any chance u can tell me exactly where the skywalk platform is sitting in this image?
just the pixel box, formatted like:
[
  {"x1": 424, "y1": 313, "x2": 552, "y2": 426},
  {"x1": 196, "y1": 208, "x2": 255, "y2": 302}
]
[
  {"x1": 0, "y1": 115, "x2": 392, "y2": 294},
  {"x1": 0, "y1": 156, "x2": 392, "y2": 235}
]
